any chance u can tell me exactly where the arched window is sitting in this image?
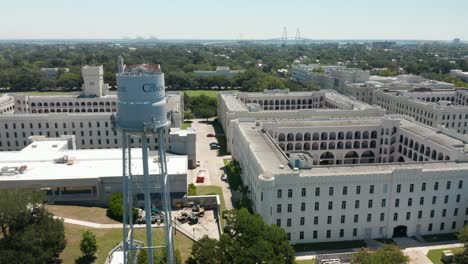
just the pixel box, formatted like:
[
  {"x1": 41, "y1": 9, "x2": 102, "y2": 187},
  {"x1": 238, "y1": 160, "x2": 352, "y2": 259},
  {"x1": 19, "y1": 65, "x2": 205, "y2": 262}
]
[
  {"x1": 414, "y1": 142, "x2": 419, "y2": 151},
  {"x1": 444, "y1": 155, "x2": 450, "y2": 160},
  {"x1": 295, "y1": 143, "x2": 302, "y2": 150},
  {"x1": 328, "y1": 142, "x2": 335, "y2": 149},
  {"x1": 354, "y1": 131, "x2": 361, "y2": 139},
  {"x1": 287, "y1": 133, "x2": 294, "y2": 141},
  {"x1": 304, "y1": 133, "x2": 311, "y2": 140},
  {"x1": 344, "y1": 151, "x2": 359, "y2": 164},
  {"x1": 371, "y1": 131, "x2": 377, "y2": 139},
  {"x1": 363, "y1": 131, "x2": 369, "y2": 139},
  {"x1": 431, "y1": 150, "x2": 437, "y2": 159},
  {"x1": 278, "y1": 143, "x2": 285, "y2": 151},
  {"x1": 337, "y1": 141, "x2": 344, "y2": 149},
  {"x1": 320, "y1": 152, "x2": 334, "y2": 165},
  {"x1": 370, "y1": 140, "x2": 376, "y2": 148},
  {"x1": 278, "y1": 133, "x2": 285, "y2": 141},
  {"x1": 360, "y1": 151, "x2": 375, "y2": 164},
  {"x1": 346, "y1": 131, "x2": 353, "y2": 139},
  {"x1": 362, "y1": 141, "x2": 368, "y2": 148},
  {"x1": 321, "y1": 132, "x2": 328, "y2": 140},
  {"x1": 353, "y1": 141, "x2": 360, "y2": 148},
  {"x1": 320, "y1": 142, "x2": 327, "y2": 150},
  {"x1": 313, "y1": 133, "x2": 320, "y2": 140},
  {"x1": 409, "y1": 139, "x2": 414, "y2": 148},
  {"x1": 419, "y1": 144, "x2": 425, "y2": 154},
  {"x1": 338, "y1": 132, "x2": 345, "y2": 140},
  {"x1": 296, "y1": 133, "x2": 303, "y2": 141},
  {"x1": 437, "y1": 153, "x2": 444, "y2": 160},
  {"x1": 287, "y1": 143, "x2": 293, "y2": 151},
  {"x1": 304, "y1": 142, "x2": 311, "y2": 150},
  {"x1": 329, "y1": 132, "x2": 336, "y2": 140},
  {"x1": 425, "y1": 147, "x2": 431, "y2": 156},
  {"x1": 312, "y1": 142, "x2": 319, "y2": 150}
]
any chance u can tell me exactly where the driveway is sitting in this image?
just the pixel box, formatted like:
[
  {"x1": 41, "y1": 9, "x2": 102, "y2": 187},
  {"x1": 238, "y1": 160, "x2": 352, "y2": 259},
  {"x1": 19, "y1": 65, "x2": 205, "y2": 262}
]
[{"x1": 189, "y1": 119, "x2": 233, "y2": 210}]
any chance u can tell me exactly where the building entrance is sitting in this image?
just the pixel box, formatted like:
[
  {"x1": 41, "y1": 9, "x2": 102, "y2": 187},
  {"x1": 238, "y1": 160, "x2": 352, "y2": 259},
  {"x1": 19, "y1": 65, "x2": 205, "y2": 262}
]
[{"x1": 392, "y1": 225, "x2": 407, "y2": 237}]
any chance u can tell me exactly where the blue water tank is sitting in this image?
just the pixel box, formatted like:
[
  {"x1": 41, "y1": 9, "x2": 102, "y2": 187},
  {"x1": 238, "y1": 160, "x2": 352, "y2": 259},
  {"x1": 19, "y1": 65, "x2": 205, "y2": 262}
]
[{"x1": 116, "y1": 68, "x2": 168, "y2": 134}]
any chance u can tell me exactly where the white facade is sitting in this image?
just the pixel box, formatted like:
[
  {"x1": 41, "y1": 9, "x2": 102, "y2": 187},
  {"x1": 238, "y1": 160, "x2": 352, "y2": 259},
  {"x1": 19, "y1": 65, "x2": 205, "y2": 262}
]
[
  {"x1": 81, "y1": 65, "x2": 110, "y2": 97},
  {"x1": 217, "y1": 89, "x2": 385, "y2": 152},
  {"x1": 230, "y1": 117, "x2": 468, "y2": 244},
  {"x1": 450, "y1": 69, "x2": 468, "y2": 82},
  {"x1": 40, "y1": 67, "x2": 69, "y2": 79},
  {"x1": 373, "y1": 89, "x2": 468, "y2": 135},
  {"x1": 0, "y1": 137, "x2": 188, "y2": 206},
  {"x1": 0, "y1": 95, "x2": 14, "y2": 114}
]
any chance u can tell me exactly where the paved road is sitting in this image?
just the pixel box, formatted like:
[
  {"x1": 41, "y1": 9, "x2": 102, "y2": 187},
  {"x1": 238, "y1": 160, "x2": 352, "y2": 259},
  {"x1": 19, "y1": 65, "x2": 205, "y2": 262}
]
[
  {"x1": 190, "y1": 119, "x2": 233, "y2": 210},
  {"x1": 393, "y1": 237, "x2": 463, "y2": 264}
]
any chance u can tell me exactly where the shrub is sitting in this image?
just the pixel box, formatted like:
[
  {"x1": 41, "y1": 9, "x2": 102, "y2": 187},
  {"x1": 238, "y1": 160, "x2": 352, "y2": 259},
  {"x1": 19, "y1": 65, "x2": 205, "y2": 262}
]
[
  {"x1": 80, "y1": 230, "x2": 97, "y2": 257},
  {"x1": 188, "y1": 183, "x2": 197, "y2": 196}
]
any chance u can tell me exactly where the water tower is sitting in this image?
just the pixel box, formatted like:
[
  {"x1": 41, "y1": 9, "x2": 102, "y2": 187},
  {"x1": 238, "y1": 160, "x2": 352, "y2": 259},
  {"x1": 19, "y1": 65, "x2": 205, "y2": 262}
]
[{"x1": 113, "y1": 56, "x2": 175, "y2": 264}]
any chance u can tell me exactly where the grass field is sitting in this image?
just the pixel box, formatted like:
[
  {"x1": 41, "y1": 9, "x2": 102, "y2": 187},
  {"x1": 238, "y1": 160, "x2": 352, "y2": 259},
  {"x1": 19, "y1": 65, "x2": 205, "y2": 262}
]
[
  {"x1": 181, "y1": 121, "x2": 192, "y2": 129},
  {"x1": 426, "y1": 247, "x2": 463, "y2": 264},
  {"x1": 182, "y1": 89, "x2": 238, "y2": 98},
  {"x1": 197, "y1": 185, "x2": 226, "y2": 226},
  {"x1": 422, "y1": 232, "x2": 458, "y2": 243},
  {"x1": 293, "y1": 240, "x2": 366, "y2": 252},
  {"x1": 296, "y1": 259, "x2": 316, "y2": 264},
  {"x1": 60, "y1": 224, "x2": 193, "y2": 264},
  {"x1": 46, "y1": 205, "x2": 120, "y2": 224}
]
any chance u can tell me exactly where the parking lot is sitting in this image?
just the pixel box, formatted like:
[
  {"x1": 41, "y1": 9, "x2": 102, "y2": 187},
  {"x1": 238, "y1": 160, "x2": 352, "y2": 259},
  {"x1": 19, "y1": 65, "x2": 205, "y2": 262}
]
[{"x1": 189, "y1": 119, "x2": 233, "y2": 210}]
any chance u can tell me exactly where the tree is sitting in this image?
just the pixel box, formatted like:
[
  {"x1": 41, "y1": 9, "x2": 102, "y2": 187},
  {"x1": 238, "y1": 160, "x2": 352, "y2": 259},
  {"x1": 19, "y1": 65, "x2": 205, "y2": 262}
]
[
  {"x1": 137, "y1": 248, "x2": 182, "y2": 264},
  {"x1": 352, "y1": 244, "x2": 409, "y2": 264},
  {"x1": 454, "y1": 225, "x2": 468, "y2": 263},
  {"x1": 188, "y1": 208, "x2": 295, "y2": 264},
  {"x1": 0, "y1": 189, "x2": 66, "y2": 263},
  {"x1": 80, "y1": 230, "x2": 98, "y2": 257},
  {"x1": 107, "y1": 192, "x2": 124, "y2": 221}
]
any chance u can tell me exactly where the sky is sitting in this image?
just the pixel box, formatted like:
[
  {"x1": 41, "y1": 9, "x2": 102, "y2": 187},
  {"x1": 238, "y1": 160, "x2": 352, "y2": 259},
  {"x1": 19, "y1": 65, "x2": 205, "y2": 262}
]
[{"x1": 1, "y1": 0, "x2": 468, "y2": 40}]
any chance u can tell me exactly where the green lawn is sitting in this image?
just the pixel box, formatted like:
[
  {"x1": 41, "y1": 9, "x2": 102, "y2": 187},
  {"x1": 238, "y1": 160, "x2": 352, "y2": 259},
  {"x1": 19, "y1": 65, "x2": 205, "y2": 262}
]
[
  {"x1": 60, "y1": 224, "x2": 193, "y2": 264},
  {"x1": 196, "y1": 185, "x2": 226, "y2": 226},
  {"x1": 182, "y1": 89, "x2": 238, "y2": 99},
  {"x1": 422, "y1": 233, "x2": 458, "y2": 243},
  {"x1": 296, "y1": 259, "x2": 316, "y2": 264},
  {"x1": 181, "y1": 121, "x2": 192, "y2": 129},
  {"x1": 426, "y1": 247, "x2": 463, "y2": 264},
  {"x1": 293, "y1": 240, "x2": 366, "y2": 252}
]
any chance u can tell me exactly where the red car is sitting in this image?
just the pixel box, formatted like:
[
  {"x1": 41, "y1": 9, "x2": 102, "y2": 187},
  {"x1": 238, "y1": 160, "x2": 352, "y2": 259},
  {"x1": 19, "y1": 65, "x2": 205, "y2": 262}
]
[
  {"x1": 196, "y1": 170, "x2": 206, "y2": 183},
  {"x1": 207, "y1": 133, "x2": 216, "y2": 137}
]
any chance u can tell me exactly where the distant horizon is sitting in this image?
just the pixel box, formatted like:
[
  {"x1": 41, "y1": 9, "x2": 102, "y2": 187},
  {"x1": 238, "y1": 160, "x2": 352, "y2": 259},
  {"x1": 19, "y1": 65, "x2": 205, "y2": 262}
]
[{"x1": 2, "y1": 0, "x2": 468, "y2": 40}]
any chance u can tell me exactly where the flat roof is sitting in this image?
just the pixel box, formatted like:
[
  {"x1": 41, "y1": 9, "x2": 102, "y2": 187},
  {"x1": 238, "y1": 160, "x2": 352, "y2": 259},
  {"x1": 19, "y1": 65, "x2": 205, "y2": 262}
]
[{"x1": 0, "y1": 144, "x2": 187, "y2": 181}]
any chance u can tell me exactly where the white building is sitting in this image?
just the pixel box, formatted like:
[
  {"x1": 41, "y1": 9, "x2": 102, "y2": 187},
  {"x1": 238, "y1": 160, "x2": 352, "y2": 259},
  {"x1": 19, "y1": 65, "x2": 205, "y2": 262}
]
[
  {"x1": 40, "y1": 67, "x2": 70, "y2": 79},
  {"x1": 342, "y1": 75, "x2": 455, "y2": 105},
  {"x1": 373, "y1": 88, "x2": 468, "y2": 135},
  {"x1": 450, "y1": 69, "x2": 468, "y2": 82},
  {"x1": 81, "y1": 65, "x2": 110, "y2": 97},
  {"x1": 230, "y1": 116, "x2": 468, "y2": 244},
  {"x1": 0, "y1": 95, "x2": 14, "y2": 114},
  {"x1": 0, "y1": 136, "x2": 188, "y2": 206},
  {"x1": 217, "y1": 89, "x2": 385, "y2": 152},
  {"x1": 193, "y1": 66, "x2": 244, "y2": 78}
]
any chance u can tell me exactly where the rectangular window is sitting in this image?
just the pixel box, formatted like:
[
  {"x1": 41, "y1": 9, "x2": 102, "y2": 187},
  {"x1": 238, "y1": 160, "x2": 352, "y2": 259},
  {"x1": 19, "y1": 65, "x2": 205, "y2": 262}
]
[
  {"x1": 432, "y1": 196, "x2": 437, "y2": 204},
  {"x1": 277, "y1": 204, "x2": 282, "y2": 213},
  {"x1": 381, "y1": 199, "x2": 386, "y2": 207},
  {"x1": 444, "y1": 195, "x2": 449, "y2": 204},
  {"x1": 277, "y1": 189, "x2": 282, "y2": 198},
  {"x1": 420, "y1": 197, "x2": 424, "y2": 205},
  {"x1": 341, "y1": 215, "x2": 345, "y2": 224},
  {"x1": 418, "y1": 211, "x2": 422, "y2": 219},
  {"x1": 446, "y1": 181, "x2": 451, "y2": 190},
  {"x1": 367, "y1": 214, "x2": 372, "y2": 222},
  {"x1": 452, "y1": 222, "x2": 457, "y2": 230},
  {"x1": 434, "y1": 182, "x2": 439, "y2": 191},
  {"x1": 409, "y1": 184, "x2": 414, "y2": 193},
  {"x1": 456, "y1": 195, "x2": 461, "y2": 203},
  {"x1": 380, "y1": 213, "x2": 384, "y2": 222},
  {"x1": 354, "y1": 214, "x2": 358, "y2": 223},
  {"x1": 428, "y1": 223, "x2": 433, "y2": 232},
  {"x1": 288, "y1": 189, "x2": 293, "y2": 198},
  {"x1": 393, "y1": 213, "x2": 398, "y2": 221},
  {"x1": 314, "y1": 216, "x2": 318, "y2": 225},
  {"x1": 356, "y1": 185, "x2": 361, "y2": 195},
  {"x1": 395, "y1": 199, "x2": 400, "y2": 207},
  {"x1": 301, "y1": 202, "x2": 306, "y2": 211},
  {"x1": 340, "y1": 229, "x2": 344, "y2": 238},
  {"x1": 314, "y1": 202, "x2": 319, "y2": 211},
  {"x1": 442, "y1": 209, "x2": 447, "y2": 217},
  {"x1": 459, "y1": 180, "x2": 463, "y2": 189},
  {"x1": 353, "y1": 228, "x2": 357, "y2": 237},
  {"x1": 396, "y1": 184, "x2": 401, "y2": 193},
  {"x1": 440, "y1": 223, "x2": 445, "y2": 231},
  {"x1": 369, "y1": 185, "x2": 374, "y2": 194},
  {"x1": 355, "y1": 200, "x2": 360, "y2": 209},
  {"x1": 276, "y1": 219, "x2": 281, "y2": 227},
  {"x1": 406, "y1": 212, "x2": 411, "y2": 220},
  {"x1": 315, "y1": 187, "x2": 320, "y2": 196},
  {"x1": 326, "y1": 230, "x2": 331, "y2": 238},
  {"x1": 287, "y1": 204, "x2": 292, "y2": 213},
  {"x1": 430, "y1": 210, "x2": 435, "y2": 218},
  {"x1": 408, "y1": 198, "x2": 413, "y2": 207},
  {"x1": 301, "y1": 188, "x2": 306, "y2": 197},
  {"x1": 287, "y1": 233, "x2": 290, "y2": 241},
  {"x1": 341, "y1": 201, "x2": 346, "y2": 209},
  {"x1": 327, "y1": 216, "x2": 332, "y2": 224},
  {"x1": 328, "y1": 201, "x2": 333, "y2": 210},
  {"x1": 313, "y1": 231, "x2": 318, "y2": 239},
  {"x1": 287, "y1": 218, "x2": 291, "y2": 227},
  {"x1": 300, "y1": 217, "x2": 305, "y2": 226},
  {"x1": 368, "y1": 199, "x2": 373, "y2": 208},
  {"x1": 342, "y1": 186, "x2": 348, "y2": 195},
  {"x1": 300, "y1": 231, "x2": 304, "y2": 240},
  {"x1": 422, "y1": 182, "x2": 426, "y2": 191},
  {"x1": 329, "y1": 187, "x2": 334, "y2": 196}
]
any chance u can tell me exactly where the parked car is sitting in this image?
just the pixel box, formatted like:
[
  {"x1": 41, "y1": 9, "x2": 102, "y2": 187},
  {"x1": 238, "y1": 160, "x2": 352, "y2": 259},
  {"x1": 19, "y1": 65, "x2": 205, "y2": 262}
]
[
  {"x1": 221, "y1": 173, "x2": 228, "y2": 181},
  {"x1": 209, "y1": 142, "x2": 219, "y2": 147},
  {"x1": 210, "y1": 145, "x2": 220, "y2": 150},
  {"x1": 196, "y1": 170, "x2": 206, "y2": 183},
  {"x1": 196, "y1": 161, "x2": 201, "y2": 167},
  {"x1": 207, "y1": 133, "x2": 216, "y2": 137}
]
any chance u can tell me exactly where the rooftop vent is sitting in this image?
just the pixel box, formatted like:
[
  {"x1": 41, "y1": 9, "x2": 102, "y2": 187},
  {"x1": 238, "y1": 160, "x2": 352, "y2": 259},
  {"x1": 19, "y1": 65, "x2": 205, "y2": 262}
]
[{"x1": 279, "y1": 165, "x2": 284, "y2": 169}]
